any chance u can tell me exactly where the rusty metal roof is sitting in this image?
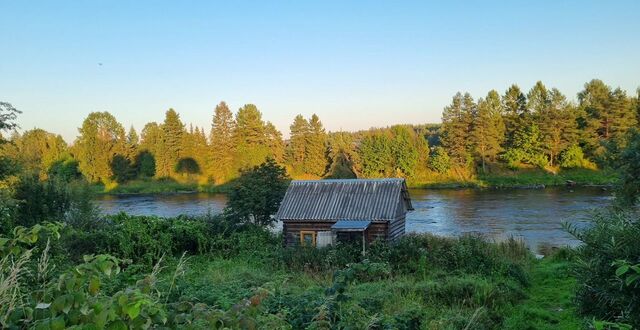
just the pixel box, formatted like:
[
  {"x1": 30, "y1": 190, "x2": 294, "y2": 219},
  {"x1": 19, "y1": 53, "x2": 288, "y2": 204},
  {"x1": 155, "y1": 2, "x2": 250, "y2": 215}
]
[{"x1": 275, "y1": 178, "x2": 413, "y2": 222}]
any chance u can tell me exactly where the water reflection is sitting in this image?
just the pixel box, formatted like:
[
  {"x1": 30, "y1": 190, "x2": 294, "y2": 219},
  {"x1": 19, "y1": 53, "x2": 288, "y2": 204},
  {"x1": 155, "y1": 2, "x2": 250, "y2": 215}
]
[
  {"x1": 94, "y1": 187, "x2": 613, "y2": 251},
  {"x1": 406, "y1": 187, "x2": 612, "y2": 250}
]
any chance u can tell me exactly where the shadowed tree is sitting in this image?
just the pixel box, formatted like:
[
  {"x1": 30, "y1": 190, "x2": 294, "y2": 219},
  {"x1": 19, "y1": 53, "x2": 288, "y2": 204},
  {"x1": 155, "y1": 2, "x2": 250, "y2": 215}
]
[
  {"x1": 135, "y1": 150, "x2": 156, "y2": 178},
  {"x1": 4, "y1": 128, "x2": 68, "y2": 179},
  {"x1": 224, "y1": 158, "x2": 290, "y2": 227},
  {"x1": 140, "y1": 122, "x2": 163, "y2": 177}
]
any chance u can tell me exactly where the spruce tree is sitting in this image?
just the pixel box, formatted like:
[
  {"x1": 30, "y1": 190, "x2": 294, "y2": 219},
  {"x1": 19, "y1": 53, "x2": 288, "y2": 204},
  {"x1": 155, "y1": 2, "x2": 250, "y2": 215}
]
[
  {"x1": 234, "y1": 104, "x2": 269, "y2": 169},
  {"x1": 125, "y1": 126, "x2": 139, "y2": 161},
  {"x1": 304, "y1": 114, "x2": 327, "y2": 176},
  {"x1": 209, "y1": 102, "x2": 236, "y2": 183},
  {"x1": 159, "y1": 109, "x2": 185, "y2": 177}
]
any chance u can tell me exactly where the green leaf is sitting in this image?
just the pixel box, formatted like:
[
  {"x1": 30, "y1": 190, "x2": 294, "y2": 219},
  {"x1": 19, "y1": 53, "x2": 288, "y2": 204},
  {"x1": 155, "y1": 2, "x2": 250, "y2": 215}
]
[
  {"x1": 106, "y1": 320, "x2": 127, "y2": 330},
  {"x1": 124, "y1": 301, "x2": 143, "y2": 319},
  {"x1": 50, "y1": 316, "x2": 65, "y2": 330},
  {"x1": 88, "y1": 276, "x2": 101, "y2": 296},
  {"x1": 625, "y1": 274, "x2": 640, "y2": 286},
  {"x1": 615, "y1": 264, "x2": 629, "y2": 277}
]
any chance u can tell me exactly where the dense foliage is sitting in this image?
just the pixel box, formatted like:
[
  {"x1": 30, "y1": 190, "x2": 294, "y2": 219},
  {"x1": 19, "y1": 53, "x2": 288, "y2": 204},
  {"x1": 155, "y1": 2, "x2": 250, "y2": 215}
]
[
  {"x1": 1, "y1": 211, "x2": 546, "y2": 329},
  {"x1": 2, "y1": 79, "x2": 637, "y2": 192},
  {"x1": 224, "y1": 158, "x2": 290, "y2": 227}
]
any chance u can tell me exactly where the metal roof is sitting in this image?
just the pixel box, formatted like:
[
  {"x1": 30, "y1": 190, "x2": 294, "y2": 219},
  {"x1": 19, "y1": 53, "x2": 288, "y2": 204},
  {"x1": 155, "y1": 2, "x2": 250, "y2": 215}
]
[
  {"x1": 331, "y1": 220, "x2": 372, "y2": 231},
  {"x1": 275, "y1": 178, "x2": 413, "y2": 221}
]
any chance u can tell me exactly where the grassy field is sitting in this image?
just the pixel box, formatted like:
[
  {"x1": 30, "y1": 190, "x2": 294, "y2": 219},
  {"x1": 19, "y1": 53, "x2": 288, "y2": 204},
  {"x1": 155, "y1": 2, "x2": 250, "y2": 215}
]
[
  {"x1": 503, "y1": 255, "x2": 584, "y2": 329},
  {"x1": 129, "y1": 225, "x2": 582, "y2": 329},
  {"x1": 2, "y1": 211, "x2": 592, "y2": 329}
]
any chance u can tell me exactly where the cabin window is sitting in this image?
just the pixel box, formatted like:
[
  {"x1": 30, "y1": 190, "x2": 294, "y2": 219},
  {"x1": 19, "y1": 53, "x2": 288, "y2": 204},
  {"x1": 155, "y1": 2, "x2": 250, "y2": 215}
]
[{"x1": 300, "y1": 231, "x2": 316, "y2": 247}]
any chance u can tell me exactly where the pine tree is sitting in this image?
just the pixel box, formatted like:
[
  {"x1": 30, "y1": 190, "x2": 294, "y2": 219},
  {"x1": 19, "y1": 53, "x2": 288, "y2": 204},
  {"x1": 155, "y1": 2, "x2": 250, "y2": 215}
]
[
  {"x1": 304, "y1": 114, "x2": 327, "y2": 176},
  {"x1": 75, "y1": 112, "x2": 125, "y2": 184},
  {"x1": 441, "y1": 92, "x2": 473, "y2": 166},
  {"x1": 578, "y1": 79, "x2": 613, "y2": 157},
  {"x1": 287, "y1": 114, "x2": 309, "y2": 172},
  {"x1": 527, "y1": 81, "x2": 550, "y2": 115},
  {"x1": 539, "y1": 89, "x2": 578, "y2": 166},
  {"x1": 502, "y1": 84, "x2": 528, "y2": 147},
  {"x1": 209, "y1": 102, "x2": 236, "y2": 183},
  {"x1": 160, "y1": 109, "x2": 185, "y2": 177},
  {"x1": 470, "y1": 90, "x2": 505, "y2": 172}
]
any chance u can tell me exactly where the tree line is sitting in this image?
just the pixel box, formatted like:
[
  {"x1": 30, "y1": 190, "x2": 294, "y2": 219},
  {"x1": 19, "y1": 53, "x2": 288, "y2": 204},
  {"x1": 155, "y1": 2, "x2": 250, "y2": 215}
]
[{"x1": 1, "y1": 79, "x2": 638, "y2": 187}]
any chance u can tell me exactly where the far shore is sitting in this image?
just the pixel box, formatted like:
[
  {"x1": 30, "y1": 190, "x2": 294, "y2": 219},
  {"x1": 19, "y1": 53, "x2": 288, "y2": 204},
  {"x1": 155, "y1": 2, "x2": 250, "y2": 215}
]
[{"x1": 94, "y1": 168, "x2": 617, "y2": 196}]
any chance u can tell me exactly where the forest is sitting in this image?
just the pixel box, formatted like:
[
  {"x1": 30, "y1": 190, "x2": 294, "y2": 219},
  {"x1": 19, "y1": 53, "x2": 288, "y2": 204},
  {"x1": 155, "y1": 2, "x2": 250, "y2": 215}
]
[{"x1": 2, "y1": 79, "x2": 638, "y2": 193}]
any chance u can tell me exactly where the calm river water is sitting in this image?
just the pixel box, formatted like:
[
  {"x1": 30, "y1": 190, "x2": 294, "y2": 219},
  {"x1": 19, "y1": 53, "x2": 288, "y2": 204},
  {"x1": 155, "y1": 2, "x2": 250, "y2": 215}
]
[{"x1": 95, "y1": 187, "x2": 613, "y2": 252}]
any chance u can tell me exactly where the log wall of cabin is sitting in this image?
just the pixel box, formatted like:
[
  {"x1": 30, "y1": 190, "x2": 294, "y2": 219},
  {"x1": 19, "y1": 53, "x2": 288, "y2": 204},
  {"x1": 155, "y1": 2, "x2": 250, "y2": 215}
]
[
  {"x1": 388, "y1": 216, "x2": 406, "y2": 242},
  {"x1": 282, "y1": 221, "x2": 390, "y2": 247}
]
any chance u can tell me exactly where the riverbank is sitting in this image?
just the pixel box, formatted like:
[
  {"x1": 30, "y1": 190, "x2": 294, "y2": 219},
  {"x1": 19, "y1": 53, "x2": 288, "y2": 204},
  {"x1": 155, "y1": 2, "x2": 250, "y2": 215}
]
[{"x1": 96, "y1": 168, "x2": 617, "y2": 195}]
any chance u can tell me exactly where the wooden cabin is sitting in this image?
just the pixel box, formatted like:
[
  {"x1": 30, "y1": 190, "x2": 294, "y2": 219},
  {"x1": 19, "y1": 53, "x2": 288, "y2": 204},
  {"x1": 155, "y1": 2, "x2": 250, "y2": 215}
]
[{"x1": 276, "y1": 179, "x2": 413, "y2": 248}]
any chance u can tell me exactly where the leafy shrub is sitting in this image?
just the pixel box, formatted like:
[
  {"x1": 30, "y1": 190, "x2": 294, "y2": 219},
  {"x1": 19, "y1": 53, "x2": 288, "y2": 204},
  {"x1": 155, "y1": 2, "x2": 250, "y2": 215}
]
[
  {"x1": 569, "y1": 210, "x2": 640, "y2": 327},
  {"x1": 13, "y1": 175, "x2": 70, "y2": 227},
  {"x1": 224, "y1": 158, "x2": 290, "y2": 227},
  {"x1": 559, "y1": 144, "x2": 596, "y2": 169},
  {"x1": 378, "y1": 233, "x2": 530, "y2": 280}
]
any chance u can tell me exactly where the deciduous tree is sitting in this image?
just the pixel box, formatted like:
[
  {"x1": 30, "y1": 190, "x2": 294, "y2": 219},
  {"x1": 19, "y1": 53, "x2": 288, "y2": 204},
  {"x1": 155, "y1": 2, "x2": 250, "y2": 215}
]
[{"x1": 75, "y1": 112, "x2": 125, "y2": 184}]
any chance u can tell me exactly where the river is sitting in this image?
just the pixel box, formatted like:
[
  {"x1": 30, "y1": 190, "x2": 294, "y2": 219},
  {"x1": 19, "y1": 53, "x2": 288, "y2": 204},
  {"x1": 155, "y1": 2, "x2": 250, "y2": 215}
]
[{"x1": 95, "y1": 187, "x2": 613, "y2": 252}]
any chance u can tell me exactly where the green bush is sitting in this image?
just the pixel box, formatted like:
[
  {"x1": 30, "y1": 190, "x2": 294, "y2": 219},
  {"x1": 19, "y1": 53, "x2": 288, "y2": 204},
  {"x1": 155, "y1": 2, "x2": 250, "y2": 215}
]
[
  {"x1": 560, "y1": 144, "x2": 589, "y2": 169},
  {"x1": 428, "y1": 146, "x2": 451, "y2": 174},
  {"x1": 569, "y1": 210, "x2": 640, "y2": 327}
]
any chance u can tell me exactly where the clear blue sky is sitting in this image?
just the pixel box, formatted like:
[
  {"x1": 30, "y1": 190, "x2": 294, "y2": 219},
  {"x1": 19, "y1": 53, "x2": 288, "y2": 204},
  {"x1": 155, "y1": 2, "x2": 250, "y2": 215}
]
[{"x1": 1, "y1": 1, "x2": 639, "y2": 142}]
